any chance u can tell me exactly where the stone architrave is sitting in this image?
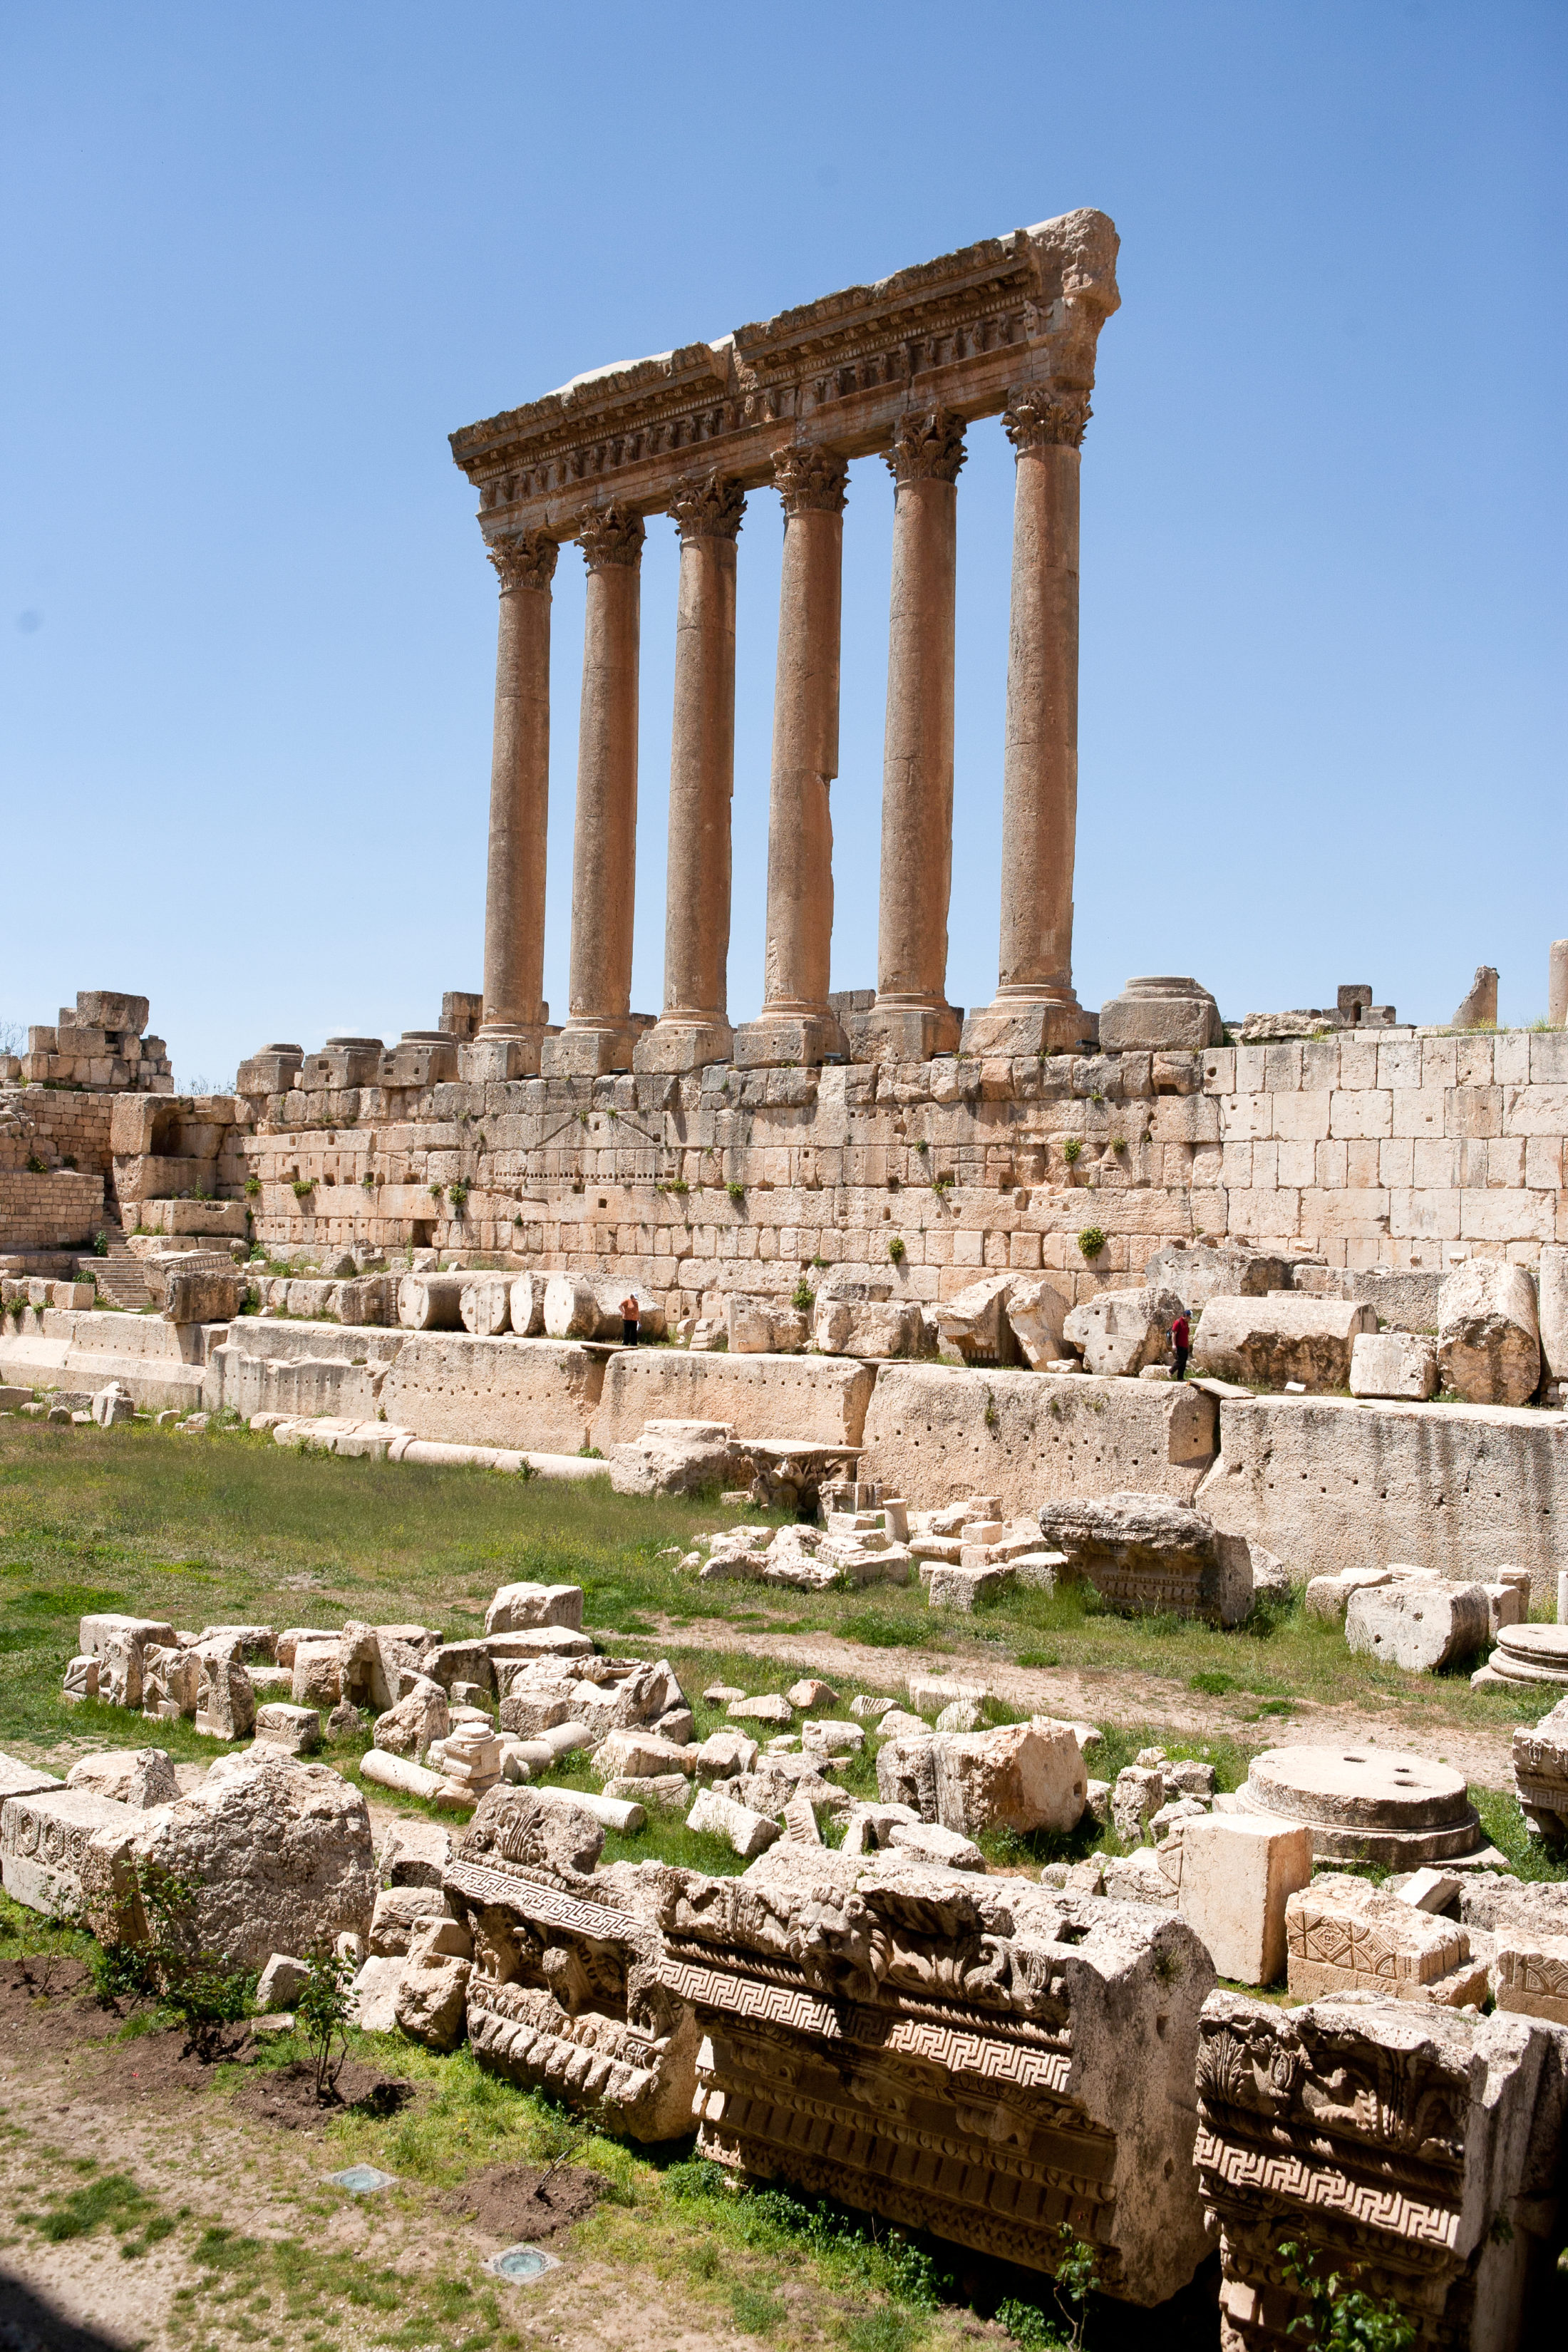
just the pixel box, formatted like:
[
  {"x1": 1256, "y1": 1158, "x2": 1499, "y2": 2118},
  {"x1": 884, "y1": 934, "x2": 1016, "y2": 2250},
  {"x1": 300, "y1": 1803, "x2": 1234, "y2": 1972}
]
[
  {"x1": 1284, "y1": 1874, "x2": 1490, "y2": 2006},
  {"x1": 542, "y1": 505, "x2": 645, "y2": 1078},
  {"x1": 1095, "y1": 976, "x2": 1221, "y2": 1054},
  {"x1": 478, "y1": 530, "x2": 558, "y2": 1066},
  {"x1": 1036, "y1": 1493, "x2": 1254, "y2": 1626},
  {"x1": 961, "y1": 395, "x2": 1100, "y2": 1058},
  {"x1": 1, "y1": 1788, "x2": 141, "y2": 1917},
  {"x1": 734, "y1": 448, "x2": 850, "y2": 1070},
  {"x1": 1511, "y1": 1696, "x2": 1568, "y2": 1845},
  {"x1": 659, "y1": 1849, "x2": 1214, "y2": 2302},
  {"x1": 862, "y1": 408, "x2": 966, "y2": 1066},
  {"x1": 445, "y1": 1785, "x2": 699, "y2": 2140},
  {"x1": 637, "y1": 474, "x2": 744, "y2": 1074},
  {"x1": 1195, "y1": 1990, "x2": 1567, "y2": 2350}
]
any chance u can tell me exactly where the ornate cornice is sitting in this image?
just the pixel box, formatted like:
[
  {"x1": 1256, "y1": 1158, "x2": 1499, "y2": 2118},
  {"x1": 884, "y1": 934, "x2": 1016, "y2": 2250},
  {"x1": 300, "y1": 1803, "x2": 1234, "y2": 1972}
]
[
  {"x1": 772, "y1": 446, "x2": 850, "y2": 517},
  {"x1": 485, "y1": 530, "x2": 560, "y2": 592},
  {"x1": 577, "y1": 505, "x2": 646, "y2": 571},
  {"x1": 885, "y1": 406, "x2": 967, "y2": 485},
  {"x1": 449, "y1": 210, "x2": 1119, "y2": 535},
  {"x1": 1002, "y1": 391, "x2": 1092, "y2": 451},
  {"x1": 671, "y1": 473, "x2": 746, "y2": 542}
]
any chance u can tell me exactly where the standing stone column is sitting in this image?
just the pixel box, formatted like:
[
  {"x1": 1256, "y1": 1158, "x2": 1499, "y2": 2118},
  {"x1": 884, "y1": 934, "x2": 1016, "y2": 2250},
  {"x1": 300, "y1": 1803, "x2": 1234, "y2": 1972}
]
[
  {"x1": 637, "y1": 474, "x2": 745, "y2": 1074},
  {"x1": 478, "y1": 532, "x2": 558, "y2": 1073},
  {"x1": 734, "y1": 448, "x2": 850, "y2": 1068},
  {"x1": 961, "y1": 391, "x2": 1097, "y2": 1058},
  {"x1": 863, "y1": 408, "x2": 965, "y2": 1064},
  {"x1": 542, "y1": 505, "x2": 644, "y2": 1078}
]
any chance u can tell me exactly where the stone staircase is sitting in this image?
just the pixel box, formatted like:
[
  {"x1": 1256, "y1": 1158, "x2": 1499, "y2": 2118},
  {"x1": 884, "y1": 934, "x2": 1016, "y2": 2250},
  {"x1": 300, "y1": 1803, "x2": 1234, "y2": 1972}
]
[{"x1": 76, "y1": 1214, "x2": 151, "y2": 1309}]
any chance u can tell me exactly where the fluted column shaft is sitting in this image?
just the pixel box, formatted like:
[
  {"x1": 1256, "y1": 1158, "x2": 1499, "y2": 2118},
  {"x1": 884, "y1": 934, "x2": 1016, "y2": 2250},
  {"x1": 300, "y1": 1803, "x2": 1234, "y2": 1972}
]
[
  {"x1": 865, "y1": 410, "x2": 965, "y2": 1061},
  {"x1": 480, "y1": 533, "x2": 557, "y2": 1044},
  {"x1": 544, "y1": 505, "x2": 644, "y2": 1077},
  {"x1": 734, "y1": 448, "x2": 849, "y2": 1068},
  {"x1": 637, "y1": 477, "x2": 744, "y2": 1073}
]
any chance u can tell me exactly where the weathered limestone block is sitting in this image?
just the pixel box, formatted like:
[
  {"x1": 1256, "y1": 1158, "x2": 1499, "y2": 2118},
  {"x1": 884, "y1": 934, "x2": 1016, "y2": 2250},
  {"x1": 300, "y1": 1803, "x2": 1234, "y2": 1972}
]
[
  {"x1": 445, "y1": 1785, "x2": 699, "y2": 2139},
  {"x1": 1004, "y1": 1276, "x2": 1069, "y2": 1368},
  {"x1": 1111, "y1": 1764, "x2": 1165, "y2": 1845},
  {"x1": 291, "y1": 1640, "x2": 342, "y2": 1709},
  {"x1": 1195, "y1": 1991, "x2": 1567, "y2": 2352},
  {"x1": 1451, "y1": 963, "x2": 1498, "y2": 1028},
  {"x1": 659, "y1": 1850, "x2": 1216, "y2": 2301},
  {"x1": 1036, "y1": 1491, "x2": 1254, "y2": 1626},
  {"x1": 163, "y1": 1269, "x2": 242, "y2": 1326},
  {"x1": 90, "y1": 1748, "x2": 375, "y2": 1967},
  {"x1": 595, "y1": 1347, "x2": 876, "y2": 1450},
  {"x1": 693, "y1": 1730, "x2": 758, "y2": 1782},
  {"x1": 484, "y1": 1582, "x2": 584, "y2": 1636},
  {"x1": 726, "y1": 1294, "x2": 808, "y2": 1354},
  {"x1": 1192, "y1": 1294, "x2": 1377, "y2": 1390},
  {"x1": 370, "y1": 1884, "x2": 448, "y2": 1956},
  {"x1": 1286, "y1": 1874, "x2": 1490, "y2": 2006},
  {"x1": 875, "y1": 1730, "x2": 937, "y2": 1819},
  {"x1": 252, "y1": 1701, "x2": 321, "y2": 1755},
  {"x1": 861, "y1": 1364, "x2": 1217, "y2": 1520},
  {"x1": 1156, "y1": 1815, "x2": 1312, "y2": 1986},
  {"x1": 1437, "y1": 1260, "x2": 1541, "y2": 1406},
  {"x1": 0, "y1": 1753, "x2": 63, "y2": 1802},
  {"x1": 1, "y1": 1788, "x2": 140, "y2": 1917},
  {"x1": 507, "y1": 1271, "x2": 547, "y2": 1337},
  {"x1": 193, "y1": 1644, "x2": 257, "y2": 1739},
  {"x1": 609, "y1": 1418, "x2": 735, "y2": 1497},
  {"x1": 594, "y1": 1728, "x2": 696, "y2": 1782},
  {"x1": 1302, "y1": 1564, "x2": 1392, "y2": 1624},
  {"x1": 91, "y1": 1381, "x2": 133, "y2": 1427},
  {"x1": 1348, "y1": 1329, "x2": 1438, "y2": 1401},
  {"x1": 1234, "y1": 1744, "x2": 1485, "y2": 1868},
  {"x1": 1143, "y1": 1246, "x2": 1294, "y2": 1313},
  {"x1": 932, "y1": 1273, "x2": 1017, "y2": 1367},
  {"x1": 932, "y1": 1721, "x2": 1085, "y2": 1837},
  {"x1": 543, "y1": 1272, "x2": 603, "y2": 1339},
  {"x1": 1511, "y1": 1696, "x2": 1568, "y2": 1847},
  {"x1": 395, "y1": 1951, "x2": 471, "y2": 2050},
  {"x1": 380, "y1": 1818, "x2": 453, "y2": 1889},
  {"x1": 1344, "y1": 1578, "x2": 1490, "y2": 1673},
  {"x1": 373, "y1": 1676, "x2": 450, "y2": 1759},
  {"x1": 1062, "y1": 1285, "x2": 1180, "y2": 1378},
  {"x1": 61, "y1": 1656, "x2": 98, "y2": 1705},
  {"x1": 141, "y1": 1643, "x2": 200, "y2": 1719},
  {"x1": 1097, "y1": 976, "x2": 1221, "y2": 1053},
  {"x1": 926, "y1": 1561, "x2": 1010, "y2": 1609},
  {"x1": 66, "y1": 1748, "x2": 178, "y2": 1808},
  {"x1": 1537, "y1": 1244, "x2": 1568, "y2": 1382},
  {"x1": 813, "y1": 1292, "x2": 922, "y2": 1360},
  {"x1": 686, "y1": 1784, "x2": 781, "y2": 1857}
]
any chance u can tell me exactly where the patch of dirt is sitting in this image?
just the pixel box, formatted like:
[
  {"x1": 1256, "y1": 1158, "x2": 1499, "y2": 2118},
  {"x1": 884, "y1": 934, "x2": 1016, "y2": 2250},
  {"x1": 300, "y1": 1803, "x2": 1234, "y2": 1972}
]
[
  {"x1": 654, "y1": 1616, "x2": 1520, "y2": 1788},
  {"x1": 229, "y1": 2054, "x2": 416, "y2": 2132},
  {"x1": 447, "y1": 2159, "x2": 605, "y2": 2240},
  {"x1": 0, "y1": 1958, "x2": 121, "y2": 2058}
]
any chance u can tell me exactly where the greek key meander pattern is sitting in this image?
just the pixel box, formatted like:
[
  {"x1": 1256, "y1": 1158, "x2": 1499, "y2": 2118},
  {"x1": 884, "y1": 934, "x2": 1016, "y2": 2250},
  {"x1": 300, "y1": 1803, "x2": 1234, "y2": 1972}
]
[
  {"x1": 662, "y1": 1941, "x2": 1073, "y2": 2051},
  {"x1": 1195, "y1": 2130, "x2": 1459, "y2": 2250},
  {"x1": 448, "y1": 1861, "x2": 655, "y2": 1956}
]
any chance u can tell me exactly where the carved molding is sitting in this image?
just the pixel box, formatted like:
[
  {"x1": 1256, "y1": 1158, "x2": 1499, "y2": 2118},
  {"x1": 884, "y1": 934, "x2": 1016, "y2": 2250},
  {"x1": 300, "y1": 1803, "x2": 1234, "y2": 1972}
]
[
  {"x1": 885, "y1": 406, "x2": 967, "y2": 485},
  {"x1": 577, "y1": 504, "x2": 646, "y2": 571},
  {"x1": 773, "y1": 445, "x2": 850, "y2": 516},
  {"x1": 1002, "y1": 391, "x2": 1093, "y2": 450},
  {"x1": 485, "y1": 530, "x2": 560, "y2": 592},
  {"x1": 671, "y1": 472, "x2": 746, "y2": 542}
]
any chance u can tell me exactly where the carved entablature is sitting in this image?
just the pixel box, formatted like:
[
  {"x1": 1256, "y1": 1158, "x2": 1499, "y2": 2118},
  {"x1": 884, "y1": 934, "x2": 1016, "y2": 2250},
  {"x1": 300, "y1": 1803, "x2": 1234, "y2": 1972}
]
[{"x1": 453, "y1": 209, "x2": 1119, "y2": 540}]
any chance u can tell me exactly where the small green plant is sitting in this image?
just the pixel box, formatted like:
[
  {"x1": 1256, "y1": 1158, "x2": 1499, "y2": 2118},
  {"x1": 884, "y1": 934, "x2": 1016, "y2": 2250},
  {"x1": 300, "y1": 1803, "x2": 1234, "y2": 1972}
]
[
  {"x1": 887, "y1": 1235, "x2": 906, "y2": 1264},
  {"x1": 6, "y1": 1296, "x2": 25, "y2": 1324},
  {"x1": 663, "y1": 1177, "x2": 690, "y2": 1196},
  {"x1": 811, "y1": 1253, "x2": 829, "y2": 1269},
  {"x1": 361, "y1": 1171, "x2": 375, "y2": 1189},
  {"x1": 291, "y1": 1177, "x2": 314, "y2": 1199},
  {"x1": 1278, "y1": 2240, "x2": 1415, "y2": 2350},
  {"x1": 243, "y1": 1175, "x2": 261, "y2": 1197},
  {"x1": 26, "y1": 1152, "x2": 46, "y2": 1173},
  {"x1": 1089, "y1": 1088, "x2": 1104, "y2": 1104},
  {"x1": 726, "y1": 1180, "x2": 746, "y2": 1202},
  {"x1": 91, "y1": 1229, "x2": 108, "y2": 1257},
  {"x1": 296, "y1": 1942, "x2": 356, "y2": 2103},
  {"x1": 914, "y1": 1138, "x2": 929, "y2": 1154},
  {"x1": 791, "y1": 1278, "x2": 815, "y2": 1312},
  {"x1": 996, "y1": 2226, "x2": 1098, "y2": 2351},
  {"x1": 1111, "y1": 1136, "x2": 1127, "y2": 1152},
  {"x1": 428, "y1": 1181, "x2": 445, "y2": 1201},
  {"x1": 932, "y1": 1170, "x2": 956, "y2": 1193},
  {"x1": 448, "y1": 1177, "x2": 470, "y2": 1211},
  {"x1": 984, "y1": 1389, "x2": 999, "y2": 1430},
  {"x1": 1062, "y1": 1137, "x2": 1083, "y2": 1165},
  {"x1": 128, "y1": 1864, "x2": 254, "y2": 2060},
  {"x1": 1078, "y1": 1225, "x2": 1106, "y2": 1259}
]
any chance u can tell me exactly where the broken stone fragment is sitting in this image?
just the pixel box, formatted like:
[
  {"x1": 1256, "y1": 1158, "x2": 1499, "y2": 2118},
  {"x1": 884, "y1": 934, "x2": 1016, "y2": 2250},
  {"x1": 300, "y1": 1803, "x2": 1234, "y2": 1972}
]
[
  {"x1": 686, "y1": 1783, "x2": 781, "y2": 1859},
  {"x1": 1437, "y1": 1259, "x2": 1542, "y2": 1406},
  {"x1": 1344, "y1": 1579, "x2": 1490, "y2": 1674},
  {"x1": 1062, "y1": 1285, "x2": 1182, "y2": 1378},
  {"x1": 932, "y1": 1721, "x2": 1087, "y2": 1838},
  {"x1": 65, "y1": 1749, "x2": 178, "y2": 1808},
  {"x1": 394, "y1": 1951, "x2": 471, "y2": 2050},
  {"x1": 1348, "y1": 1329, "x2": 1438, "y2": 1401}
]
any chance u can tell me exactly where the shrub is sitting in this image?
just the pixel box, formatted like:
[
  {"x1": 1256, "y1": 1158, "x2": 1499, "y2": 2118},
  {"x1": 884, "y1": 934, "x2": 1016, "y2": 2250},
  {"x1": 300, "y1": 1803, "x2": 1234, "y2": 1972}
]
[
  {"x1": 243, "y1": 1176, "x2": 261, "y2": 1198},
  {"x1": 91, "y1": 1230, "x2": 108, "y2": 1257},
  {"x1": 1278, "y1": 2241, "x2": 1415, "y2": 2350},
  {"x1": 791, "y1": 1279, "x2": 815, "y2": 1313},
  {"x1": 291, "y1": 1177, "x2": 314, "y2": 1199},
  {"x1": 1062, "y1": 1138, "x2": 1083, "y2": 1165},
  {"x1": 996, "y1": 2227, "x2": 1098, "y2": 2351},
  {"x1": 1077, "y1": 1226, "x2": 1106, "y2": 1259},
  {"x1": 448, "y1": 1177, "x2": 470, "y2": 1212},
  {"x1": 887, "y1": 1236, "x2": 906, "y2": 1264},
  {"x1": 296, "y1": 1943, "x2": 356, "y2": 2103},
  {"x1": 26, "y1": 1152, "x2": 46, "y2": 1174},
  {"x1": 428, "y1": 1182, "x2": 444, "y2": 1201},
  {"x1": 726, "y1": 1180, "x2": 746, "y2": 1203}
]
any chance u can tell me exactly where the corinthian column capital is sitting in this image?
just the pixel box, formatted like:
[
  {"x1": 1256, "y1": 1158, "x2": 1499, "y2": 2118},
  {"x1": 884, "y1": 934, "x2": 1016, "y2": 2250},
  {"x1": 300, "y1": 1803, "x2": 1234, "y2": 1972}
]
[
  {"x1": 671, "y1": 472, "x2": 746, "y2": 542},
  {"x1": 577, "y1": 504, "x2": 646, "y2": 571},
  {"x1": 1002, "y1": 391, "x2": 1093, "y2": 451},
  {"x1": 485, "y1": 530, "x2": 560, "y2": 593},
  {"x1": 772, "y1": 445, "x2": 850, "y2": 517},
  {"x1": 884, "y1": 406, "x2": 967, "y2": 485}
]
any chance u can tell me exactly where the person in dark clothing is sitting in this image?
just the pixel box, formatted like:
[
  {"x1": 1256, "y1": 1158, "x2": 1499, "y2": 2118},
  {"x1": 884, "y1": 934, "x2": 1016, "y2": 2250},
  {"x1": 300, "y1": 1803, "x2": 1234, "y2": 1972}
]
[
  {"x1": 620, "y1": 1292, "x2": 641, "y2": 1346},
  {"x1": 1171, "y1": 1309, "x2": 1191, "y2": 1380}
]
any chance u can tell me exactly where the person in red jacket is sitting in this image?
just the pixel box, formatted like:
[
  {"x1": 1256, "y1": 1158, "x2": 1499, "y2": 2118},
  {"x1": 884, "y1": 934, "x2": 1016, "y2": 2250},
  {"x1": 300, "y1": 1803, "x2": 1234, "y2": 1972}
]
[{"x1": 1171, "y1": 1309, "x2": 1191, "y2": 1381}]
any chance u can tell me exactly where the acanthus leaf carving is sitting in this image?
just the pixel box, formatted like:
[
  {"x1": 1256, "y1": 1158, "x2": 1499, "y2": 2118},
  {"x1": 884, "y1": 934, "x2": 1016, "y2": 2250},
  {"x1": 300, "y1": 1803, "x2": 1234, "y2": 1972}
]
[
  {"x1": 772, "y1": 445, "x2": 850, "y2": 516},
  {"x1": 884, "y1": 406, "x2": 967, "y2": 485},
  {"x1": 577, "y1": 503, "x2": 647, "y2": 571},
  {"x1": 485, "y1": 530, "x2": 561, "y2": 594},
  {"x1": 669, "y1": 472, "x2": 746, "y2": 542},
  {"x1": 1002, "y1": 391, "x2": 1093, "y2": 451}
]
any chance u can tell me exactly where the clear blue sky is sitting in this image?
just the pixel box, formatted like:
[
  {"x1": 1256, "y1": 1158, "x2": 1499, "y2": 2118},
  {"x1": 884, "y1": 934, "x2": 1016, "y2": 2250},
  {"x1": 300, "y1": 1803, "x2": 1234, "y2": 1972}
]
[{"x1": 2, "y1": 2, "x2": 1563, "y2": 1085}]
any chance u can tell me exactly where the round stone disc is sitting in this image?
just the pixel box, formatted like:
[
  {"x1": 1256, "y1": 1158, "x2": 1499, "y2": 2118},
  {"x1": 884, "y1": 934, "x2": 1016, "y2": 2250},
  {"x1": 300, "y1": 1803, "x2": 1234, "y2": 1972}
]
[
  {"x1": 1497, "y1": 1623, "x2": 1568, "y2": 1662},
  {"x1": 1236, "y1": 1743, "x2": 1481, "y2": 1863}
]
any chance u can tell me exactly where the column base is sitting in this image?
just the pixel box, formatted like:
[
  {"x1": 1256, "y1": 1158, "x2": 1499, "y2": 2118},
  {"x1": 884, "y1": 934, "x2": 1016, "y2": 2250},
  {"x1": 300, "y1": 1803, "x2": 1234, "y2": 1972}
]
[
  {"x1": 540, "y1": 1021, "x2": 639, "y2": 1078},
  {"x1": 458, "y1": 1033, "x2": 542, "y2": 1082},
  {"x1": 959, "y1": 996, "x2": 1099, "y2": 1057},
  {"x1": 732, "y1": 1011, "x2": 846, "y2": 1069},
  {"x1": 632, "y1": 1017, "x2": 735, "y2": 1074},
  {"x1": 849, "y1": 1000, "x2": 963, "y2": 1064}
]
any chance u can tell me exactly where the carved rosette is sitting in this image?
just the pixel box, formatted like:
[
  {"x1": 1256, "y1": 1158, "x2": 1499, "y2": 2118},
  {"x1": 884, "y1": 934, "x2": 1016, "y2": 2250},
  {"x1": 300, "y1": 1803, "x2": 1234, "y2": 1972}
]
[
  {"x1": 884, "y1": 406, "x2": 967, "y2": 485},
  {"x1": 1001, "y1": 391, "x2": 1092, "y2": 451},
  {"x1": 772, "y1": 446, "x2": 850, "y2": 517},
  {"x1": 670, "y1": 473, "x2": 746, "y2": 542},
  {"x1": 485, "y1": 530, "x2": 561, "y2": 594},
  {"x1": 577, "y1": 505, "x2": 647, "y2": 571}
]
